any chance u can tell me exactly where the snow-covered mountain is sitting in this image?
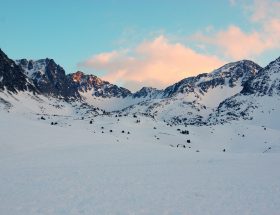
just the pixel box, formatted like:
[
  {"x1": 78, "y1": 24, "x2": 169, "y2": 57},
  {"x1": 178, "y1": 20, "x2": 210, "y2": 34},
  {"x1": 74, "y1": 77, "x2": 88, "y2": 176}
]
[
  {"x1": 2, "y1": 48, "x2": 280, "y2": 215},
  {"x1": 67, "y1": 71, "x2": 131, "y2": 98},
  {"x1": 16, "y1": 59, "x2": 134, "y2": 100},
  {"x1": 162, "y1": 60, "x2": 260, "y2": 98},
  {"x1": 133, "y1": 87, "x2": 163, "y2": 99},
  {"x1": 241, "y1": 57, "x2": 280, "y2": 96},
  {"x1": 120, "y1": 60, "x2": 262, "y2": 125},
  {"x1": 16, "y1": 58, "x2": 77, "y2": 98},
  {"x1": 0, "y1": 49, "x2": 36, "y2": 93},
  {"x1": 0, "y1": 52, "x2": 105, "y2": 117},
  {"x1": 210, "y1": 56, "x2": 280, "y2": 127},
  {"x1": 2, "y1": 48, "x2": 280, "y2": 128}
]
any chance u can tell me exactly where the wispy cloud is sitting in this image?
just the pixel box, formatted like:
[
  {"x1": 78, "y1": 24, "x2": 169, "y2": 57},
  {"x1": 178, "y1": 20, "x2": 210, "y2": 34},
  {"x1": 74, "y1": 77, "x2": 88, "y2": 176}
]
[
  {"x1": 249, "y1": 0, "x2": 280, "y2": 22},
  {"x1": 80, "y1": 36, "x2": 224, "y2": 91},
  {"x1": 229, "y1": 0, "x2": 236, "y2": 6}
]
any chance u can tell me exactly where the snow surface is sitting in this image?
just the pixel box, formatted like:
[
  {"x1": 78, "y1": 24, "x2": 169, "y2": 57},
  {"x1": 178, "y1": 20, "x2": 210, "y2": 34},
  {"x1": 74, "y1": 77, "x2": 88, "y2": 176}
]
[
  {"x1": 80, "y1": 89, "x2": 155, "y2": 112},
  {"x1": 15, "y1": 59, "x2": 47, "y2": 79},
  {"x1": 1, "y1": 92, "x2": 280, "y2": 215}
]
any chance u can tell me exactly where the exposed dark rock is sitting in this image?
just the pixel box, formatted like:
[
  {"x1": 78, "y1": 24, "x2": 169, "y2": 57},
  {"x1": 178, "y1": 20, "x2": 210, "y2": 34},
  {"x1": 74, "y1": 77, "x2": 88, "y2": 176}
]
[{"x1": 0, "y1": 49, "x2": 36, "y2": 93}]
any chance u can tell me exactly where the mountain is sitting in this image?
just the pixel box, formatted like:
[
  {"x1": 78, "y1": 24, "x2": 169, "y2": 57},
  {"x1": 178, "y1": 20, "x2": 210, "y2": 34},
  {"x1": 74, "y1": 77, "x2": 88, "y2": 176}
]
[
  {"x1": 163, "y1": 60, "x2": 261, "y2": 98},
  {"x1": 121, "y1": 60, "x2": 262, "y2": 125},
  {"x1": 67, "y1": 71, "x2": 131, "y2": 98},
  {"x1": 16, "y1": 59, "x2": 133, "y2": 99},
  {"x1": 133, "y1": 87, "x2": 163, "y2": 99},
  {"x1": 241, "y1": 57, "x2": 280, "y2": 96},
  {"x1": 0, "y1": 50, "x2": 104, "y2": 116},
  {"x1": 0, "y1": 49, "x2": 36, "y2": 93},
  {"x1": 2, "y1": 50, "x2": 280, "y2": 215},
  {"x1": 211, "y1": 57, "x2": 280, "y2": 126},
  {"x1": 3, "y1": 47, "x2": 280, "y2": 127},
  {"x1": 16, "y1": 58, "x2": 77, "y2": 98}
]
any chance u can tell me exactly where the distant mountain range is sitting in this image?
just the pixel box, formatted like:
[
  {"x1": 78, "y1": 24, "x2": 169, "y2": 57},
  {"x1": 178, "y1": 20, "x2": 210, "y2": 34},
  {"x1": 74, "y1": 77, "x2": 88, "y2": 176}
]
[{"x1": 0, "y1": 48, "x2": 279, "y2": 126}]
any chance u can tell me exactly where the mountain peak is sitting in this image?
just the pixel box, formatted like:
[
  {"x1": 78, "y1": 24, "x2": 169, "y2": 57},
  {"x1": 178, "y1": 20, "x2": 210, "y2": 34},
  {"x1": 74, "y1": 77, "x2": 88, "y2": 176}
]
[
  {"x1": 69, "y1": 71, "x2": 104, "y2": 85},
  {"x1": 133, "y1": 87, "x2": 163, "y2": 98},
  {"x1": 162, "y1": 60, "x2": 261, "y2": 98},
  {"x1": 241, "y1": 56, "x2": 280, "y2": 96},
  {"x1": 210, "y1": 59, "x2": 261, "y2": 77},
  {"x1": 67, "y1": 71, "x2": 131, "y2": 98},
  {"x1": 15, "y1": 58, "x2": 73, "y2": 98},
  {"x1": 265, "y1": 56, "x2": 280, "y2": 70},
  {"x1": 71, "y1": 71, "x2": 85, "y2": 83}
]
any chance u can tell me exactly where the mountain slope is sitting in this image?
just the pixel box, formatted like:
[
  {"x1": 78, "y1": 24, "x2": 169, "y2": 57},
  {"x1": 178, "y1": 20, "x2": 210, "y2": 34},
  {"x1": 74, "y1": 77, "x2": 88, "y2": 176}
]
[
  {"x1": 16, "y1": 58, "x2": 77, "y2": 98},
  {"x1": 163, "y1": 60, "x2": 261, "y2": 98},
  {"x1": 0, "y1": 49, "x2": 36, "y2": 93},
  {"x1": 133, "y1": 87, "x2": 163, "y2": 99},
  {"x1": 4, "y1": 47, "x2": 280, "y2": 128},
  {"x1": 121, "y1": 60, "x2": 262, "y2": 125},
  {"x1": 211, "y1": 57, "x2": 280, "y2": 127},
  {"x1": 0, "y1": 50, "x2": 103, "y2": 117},
  {"x1": 16, "y1": 59, "x2": 133, "y2": 100},
  {"x1": 67, "y1": 71, "x2": 131, "y2": 98},
  {"x1": 241, "y1": 57, "x2": 280, "y2": 96}
]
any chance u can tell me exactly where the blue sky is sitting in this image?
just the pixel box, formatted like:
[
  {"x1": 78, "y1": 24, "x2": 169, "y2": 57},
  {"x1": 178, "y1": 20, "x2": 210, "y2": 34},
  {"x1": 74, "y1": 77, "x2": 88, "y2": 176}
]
[{"x1": 1, "y1": 0, "x2": 280, "y2": 90}]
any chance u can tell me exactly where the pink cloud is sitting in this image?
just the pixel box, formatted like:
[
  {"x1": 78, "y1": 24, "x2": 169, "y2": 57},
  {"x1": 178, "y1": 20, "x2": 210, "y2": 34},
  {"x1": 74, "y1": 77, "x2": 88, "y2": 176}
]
[
  {"x1": 193, "y1": 0, "x2": 280, "y2": 60},
  {"x1": 80, "y1": 36, "x2": 225, "y2": 91},
  {"x1": 90, "y1": 51, "x2": 120, "y2": 64},
  {"x1": 249, "y1": 0, "x2": 280, "y2": 22},
  {"x1": 192, "y1": 0, "x2": 280, "y2": 60},
  {"x1": 193, "y1": 26, "x2": 273, "y2": 60}
]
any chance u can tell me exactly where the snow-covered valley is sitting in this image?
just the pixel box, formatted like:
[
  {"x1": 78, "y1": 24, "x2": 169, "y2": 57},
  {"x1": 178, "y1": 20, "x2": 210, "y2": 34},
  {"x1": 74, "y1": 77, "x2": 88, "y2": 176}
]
[
  {"x1": 1, "y1": 100, "x2": 280, "y2": 214},
  {"x1": 1, "y1": 48, "x2": 280, "y2": 214}
]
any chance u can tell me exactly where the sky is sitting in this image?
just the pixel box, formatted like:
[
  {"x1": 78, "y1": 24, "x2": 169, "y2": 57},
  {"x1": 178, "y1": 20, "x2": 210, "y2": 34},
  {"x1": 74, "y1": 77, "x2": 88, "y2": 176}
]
[{"x1": 1, "y1": 0, "x2": 280, "y2": 91}]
